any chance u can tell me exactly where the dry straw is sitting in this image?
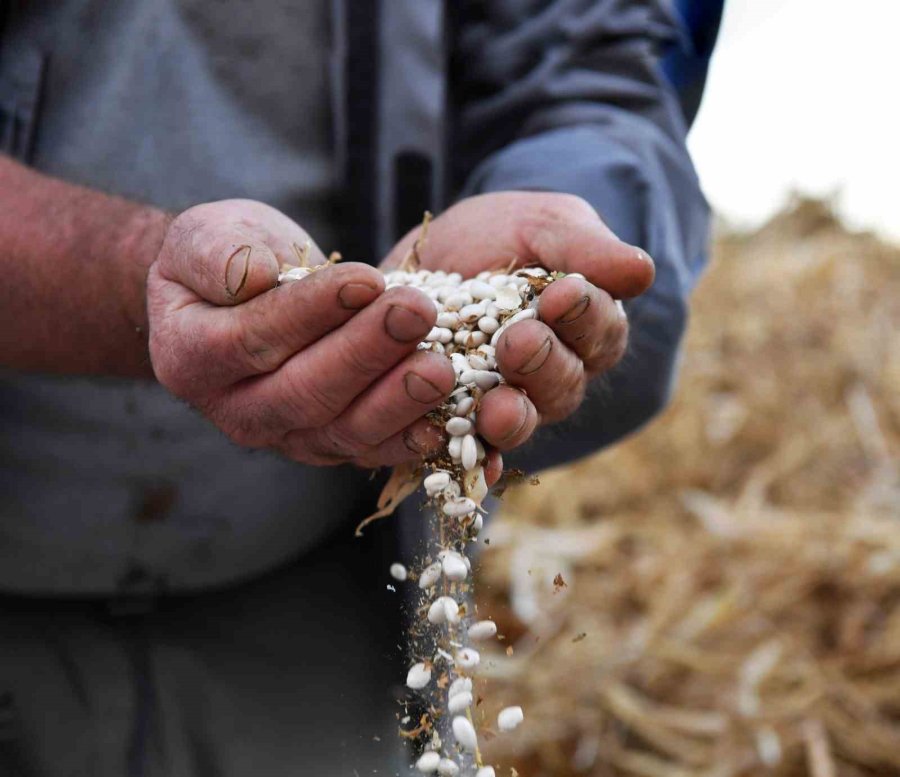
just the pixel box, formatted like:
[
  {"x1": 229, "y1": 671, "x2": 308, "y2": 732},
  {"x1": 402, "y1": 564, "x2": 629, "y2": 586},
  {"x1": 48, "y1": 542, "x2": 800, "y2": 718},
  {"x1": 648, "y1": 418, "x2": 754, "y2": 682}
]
[{"x1": 475, "y1": 200, "x2": 900, "y2": 777}]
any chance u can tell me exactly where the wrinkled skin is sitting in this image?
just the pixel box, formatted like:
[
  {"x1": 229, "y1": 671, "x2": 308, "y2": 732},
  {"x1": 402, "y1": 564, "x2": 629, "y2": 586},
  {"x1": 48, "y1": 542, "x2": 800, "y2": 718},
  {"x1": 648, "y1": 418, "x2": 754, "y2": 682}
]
[{"x1": 147, "y1": 193, "x2": 653, "y2": 475}]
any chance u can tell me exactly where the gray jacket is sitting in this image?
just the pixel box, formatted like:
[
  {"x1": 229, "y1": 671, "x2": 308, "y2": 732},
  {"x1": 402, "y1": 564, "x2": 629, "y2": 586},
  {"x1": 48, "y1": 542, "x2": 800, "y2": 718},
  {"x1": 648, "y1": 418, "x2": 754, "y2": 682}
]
[{"x1": 0, "y1": 0, "x2": 709, "y2": 595}]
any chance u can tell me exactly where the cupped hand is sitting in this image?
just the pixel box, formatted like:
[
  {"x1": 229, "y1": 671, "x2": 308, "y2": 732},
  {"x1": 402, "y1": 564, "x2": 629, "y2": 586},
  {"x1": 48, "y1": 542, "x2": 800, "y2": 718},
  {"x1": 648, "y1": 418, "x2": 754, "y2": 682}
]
[
  {"x1": 147, "y1": 199, "x2": 461, "y2": 469},
  {"x1": 382, "y1": 192, "x2": 655, "y2": 450}
]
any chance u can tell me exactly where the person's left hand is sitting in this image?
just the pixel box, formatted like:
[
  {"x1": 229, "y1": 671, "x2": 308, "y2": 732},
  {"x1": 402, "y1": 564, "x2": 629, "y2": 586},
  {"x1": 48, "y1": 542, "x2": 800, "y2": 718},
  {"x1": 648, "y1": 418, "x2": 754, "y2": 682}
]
[{"x1": 381, "y1": 192, "x2": 655, "y2": 451}]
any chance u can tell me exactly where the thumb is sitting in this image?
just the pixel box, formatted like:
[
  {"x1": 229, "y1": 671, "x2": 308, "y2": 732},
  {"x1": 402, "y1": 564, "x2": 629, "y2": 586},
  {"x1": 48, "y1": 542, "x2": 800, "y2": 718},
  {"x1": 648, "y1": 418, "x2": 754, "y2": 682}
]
[
  {"x1": 158, "y1": 208, "x2": 280, "y2": 306},
  {"x1": 527, "y1": 216, "x2": 656, "y2": 299}
]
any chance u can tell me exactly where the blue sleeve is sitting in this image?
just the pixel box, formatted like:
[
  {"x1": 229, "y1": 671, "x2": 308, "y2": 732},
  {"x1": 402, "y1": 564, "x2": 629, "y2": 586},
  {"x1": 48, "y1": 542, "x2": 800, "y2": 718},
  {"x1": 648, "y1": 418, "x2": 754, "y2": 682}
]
[{"x1": 452, "y1": 0, "x2": 712, "y2": 471}]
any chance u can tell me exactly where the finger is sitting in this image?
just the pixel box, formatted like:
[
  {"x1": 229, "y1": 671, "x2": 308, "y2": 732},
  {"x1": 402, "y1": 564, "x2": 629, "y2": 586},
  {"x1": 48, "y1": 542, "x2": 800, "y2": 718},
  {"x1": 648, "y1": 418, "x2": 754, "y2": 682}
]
[
  {"x1": 382, "y1": 192, "x2": 654, "y2": 299},
  {"x1": 158, "y1": 203, "x2": 329, "y2": 307},
  {"x1": 235, "y1": 286, "x2": 437, "y2": 431},
  {"x1": 495, "y1": 319, "x2": 585, "y2": 423},
  {"x1": 219, "y1": 262, "x2": 386, "y2": 380},
  {"x1": 475, "y1": 385, "x2": 539, "y2": 450},
  {"x1": 484, "y1": 449, "x2": 504, "y2": 486},
  {"x1": 283, "y1": 417, "x2": 443, "y2": 469},
  {"x1": 327, "y1": 351, "x2": 456, "y2": 447},
  {"x1": 192, "y1": 198, "x2": 329, "y2": 270},
  {"x1": 522, "y1": 212, "x2": 654, "y2": 299},
  {"x1": 153, "y1": 263, "x2": 385, "y2": 394},
  {"x1": 354, "y1": 417, "x2": 446, "y2": 468},
  {"x1": 539, "y1": 276, "x2": 628, "y2": 374},
  {"x1": 159, "y1": 220, "x2": 278, "y2": 306}
]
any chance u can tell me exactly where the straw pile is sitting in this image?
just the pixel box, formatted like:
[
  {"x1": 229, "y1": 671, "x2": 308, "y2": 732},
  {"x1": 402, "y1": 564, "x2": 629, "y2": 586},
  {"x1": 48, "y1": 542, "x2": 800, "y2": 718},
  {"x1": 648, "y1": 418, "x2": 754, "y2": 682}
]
[{"x1": 475, "y1": 199, "x2": 900, "y2": 777}]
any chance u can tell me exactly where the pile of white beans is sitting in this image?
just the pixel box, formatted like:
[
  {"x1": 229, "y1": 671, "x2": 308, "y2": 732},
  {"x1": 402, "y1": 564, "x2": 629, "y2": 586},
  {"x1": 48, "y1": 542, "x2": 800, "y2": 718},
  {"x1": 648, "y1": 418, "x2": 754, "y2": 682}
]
[{"x1": 280, "y1": 260, "x2": 550, "y2": 775}]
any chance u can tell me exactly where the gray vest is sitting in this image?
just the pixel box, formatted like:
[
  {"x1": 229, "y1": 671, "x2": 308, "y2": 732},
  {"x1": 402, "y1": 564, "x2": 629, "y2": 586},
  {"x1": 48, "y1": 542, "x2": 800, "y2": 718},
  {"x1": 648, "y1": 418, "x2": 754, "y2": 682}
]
[{"x1": 0, "y1": 0, "x2": 447, "y2": 594}]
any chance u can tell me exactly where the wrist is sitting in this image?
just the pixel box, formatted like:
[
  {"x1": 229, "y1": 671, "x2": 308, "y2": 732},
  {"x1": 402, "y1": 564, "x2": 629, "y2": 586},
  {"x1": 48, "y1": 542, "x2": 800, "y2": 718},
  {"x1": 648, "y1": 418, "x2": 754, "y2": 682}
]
[{"x1": 116, "y1": 205, "x2": 173, "y2": 362}]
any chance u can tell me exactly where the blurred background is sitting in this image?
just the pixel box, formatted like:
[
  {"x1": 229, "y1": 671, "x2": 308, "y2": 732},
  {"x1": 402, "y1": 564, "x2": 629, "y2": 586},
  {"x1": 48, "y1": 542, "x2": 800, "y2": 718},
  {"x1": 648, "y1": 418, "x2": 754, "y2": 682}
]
[{"x1": 476, "y1": 2, "x2": 900, "y2": 775}]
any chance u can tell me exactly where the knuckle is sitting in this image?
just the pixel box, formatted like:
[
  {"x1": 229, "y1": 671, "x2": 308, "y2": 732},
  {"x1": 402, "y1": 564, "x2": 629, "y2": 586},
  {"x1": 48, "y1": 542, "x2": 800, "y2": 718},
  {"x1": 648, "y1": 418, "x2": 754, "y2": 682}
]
[
  {"x1": 588, "y1": 314, "x2": 628, "y2": 373},
  {"x1": 279, "y1": 431, "x2": 349, "y2": 466},
  {"x1": 282, "y1": 369, "x2": 342, "y2": 427},
  {"x1": 540, "y1": 361, "x2": 584, "y2": 418},
  {"x1": 215, "y1": 402, "x2": 272, "y2": 450},
  {"x1": 316, "y1": 424, "x2": 369, "y2": 460},
  {"x1": 546, "y1": 193, "x2": 595, "y2": 220},
  {"x1": 231, "y1": 315, "x2": 283, "y2": 374},
  {"x1": 337, "y1": 338, "x2": 387, "y2": 379}
]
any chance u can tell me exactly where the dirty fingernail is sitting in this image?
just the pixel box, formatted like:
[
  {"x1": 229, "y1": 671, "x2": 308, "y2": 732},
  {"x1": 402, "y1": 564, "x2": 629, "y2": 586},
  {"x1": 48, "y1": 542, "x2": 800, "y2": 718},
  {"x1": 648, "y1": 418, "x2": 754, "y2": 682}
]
[
  {"x1": 338, "y1": 281, "x2": 380, "y2": 310},
  {"x1": 225, "y1": 244, "x2": 252, "y2": 298},
  {"x1": 403, "y1": 428, "x2": 424, "y2": 454},
  {"x1": 404, "y1": 372, "x2": 446, "y2": 404},
  {"x1": 516, "y1": 336, "x2": 553, "y2": 375},
  {"x1": 501, "y1": 393, "x2": 530, "y2": 442},
  {"x1": 385, "y1": 305, "x2": 431, "y2": 342},
  {"x1": 556, "y1": 295, "x2": 590, "y2": 324}
]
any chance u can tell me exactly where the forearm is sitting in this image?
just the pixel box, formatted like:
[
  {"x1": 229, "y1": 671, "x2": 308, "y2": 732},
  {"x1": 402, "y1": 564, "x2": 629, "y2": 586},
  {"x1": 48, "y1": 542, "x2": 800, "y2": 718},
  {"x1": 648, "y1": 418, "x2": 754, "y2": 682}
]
[{"x1": 0, "y1": 154, "x2": 170, "y2": 377}]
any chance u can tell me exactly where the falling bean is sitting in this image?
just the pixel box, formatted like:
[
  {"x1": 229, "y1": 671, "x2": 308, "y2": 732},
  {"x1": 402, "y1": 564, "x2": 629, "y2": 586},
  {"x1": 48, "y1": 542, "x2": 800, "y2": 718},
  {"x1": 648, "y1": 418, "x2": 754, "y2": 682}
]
[
  {"x1": 389, "y1": 563, "x2": 408, "y2": 582},
  {"x1": 406, "y1": 662, "x2": 431, "y2": 690},
  {"x1": 467, "y1": 620, "x2": 498, "y2": 641},
  {"x1": 419, "y1": 561, "x2": 443, "y2": 589},
  {"x1": 497, "y1": 705, "x2": 524, "y2": 731},
  {"x1": 416, "y1": 752, "x2": 441, "y2": 773},
  {"x1": 447, "y1": 691, "x2": 473, "y2": 714}
]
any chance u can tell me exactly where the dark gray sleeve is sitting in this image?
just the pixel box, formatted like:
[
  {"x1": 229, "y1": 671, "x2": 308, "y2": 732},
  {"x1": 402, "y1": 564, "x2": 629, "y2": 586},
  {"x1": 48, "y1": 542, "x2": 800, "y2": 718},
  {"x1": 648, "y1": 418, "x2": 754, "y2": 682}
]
[{"x1": 451, "y1": 0, "x2": 711, "y2": 471}]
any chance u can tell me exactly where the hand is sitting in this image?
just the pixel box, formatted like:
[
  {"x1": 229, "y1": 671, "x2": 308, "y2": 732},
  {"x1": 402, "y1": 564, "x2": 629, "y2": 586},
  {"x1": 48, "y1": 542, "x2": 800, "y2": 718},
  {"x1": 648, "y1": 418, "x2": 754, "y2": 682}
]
[
  {"x1": 147, "y1": 199, "x2": 460, "y2": 468},
  {"x1": 382, "y1": 192, "x2": 655, "y2": 450}
]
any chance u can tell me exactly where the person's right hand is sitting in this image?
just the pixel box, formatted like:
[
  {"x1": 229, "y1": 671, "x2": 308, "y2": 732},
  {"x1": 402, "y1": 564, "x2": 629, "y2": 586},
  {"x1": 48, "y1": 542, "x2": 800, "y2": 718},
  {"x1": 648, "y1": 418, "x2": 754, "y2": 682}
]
[{"x1": 146, "y1": 199, "x2": 457, "y2": 468}]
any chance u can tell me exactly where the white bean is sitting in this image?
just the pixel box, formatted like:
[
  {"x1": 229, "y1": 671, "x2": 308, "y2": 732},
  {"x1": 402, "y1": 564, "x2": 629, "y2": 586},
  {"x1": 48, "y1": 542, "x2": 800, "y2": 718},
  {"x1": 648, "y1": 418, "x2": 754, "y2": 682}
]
[
  {"x1": 477, "y1": 316, "x2": 500, "y2": 334},
  {"x1": 442, "y1": 497, "x2": 476, "y2": 517},
  {"x1": 447, "y1": 436, "x2": 463, "y2": 461},
  {"x1": 445, "y1": 417, "x2": 473, "y2": 436},
  {"x1": 469, "y1": 280, "x2": 497, "y2": 299},
  {"x1": 461, "y1": 434, "x2": 478, "y2": 471},
  {"x1": 473, "y1": 371, "x2": 501, "y2": 391},
  {"x1": 444, "y1": 292, "x2": 472, "y2": 310},
  {"x1": 406, "y1": 662, "x2": 431, "y2": 690},
  {"x1": 418, "y1": 561, "x2": 442, "y2": 589},
  {"x1": 428, "y1": 596, "x2": 460, "y2": 625},
  {"x1": 454, "y1": 396, "x2": 475, "y2": 417},
  {"x1": 436, "y1": 311, "x2": 460, "y2": 328},
  {"x1": 442, "y1": 553, "x2": 468, "y2": 582},
  {"x1": 424, "y1": 471, "x2": 451, "y2": 495},
  {"x1": 447, "y1": 691, "x2": 473, "y2": 714},
  {"x1": 465, "y1": 331, "x2": 488, "y2": 348},
  {"x1": 497, "y1": 705, "x2": 524, "y2": 731},
  {"x1": 456, "y1": 648, "x2": 480, "y2": 669},
  {"x1": 426, "y1": 326, "x2": 453, "y2": 343},
  {"x1": 416, "y1": 752, "x2": 441, "y2": 773},
  {"x1": 437, "y1": 759, "x2": 459, "y2": 777},
  {"x1": 505, "y1": 307, "x2": 538, "y2": 325},
  {"x1": 476, "y1": 768, "x2": 496, "y2": 777},
  {"x1": 450, "y1": 353, "x2": 470, "y2": 374},
  {"x1": 494, "y1": 285, "x2": 521, "y2": 311},
  {"x1": 458, "y1": 369, "x2": 478, "y2": 386},
  {"x1": 459, "y1": 302, "x2": 486, "y2": 322},
  {"x1": 280, "y1": 266, "x2": 311, "y2": 281},
  {"x1": 468, "y1": 620, "x2": 497, "y2": 641},
  {"x1": 448, "y1": 677, "x2": 473, "y2": 698},
  {"x1": 452, "y1": 715, "x2": 478, "y2": 753},
  {"x1": 389, "y1": 563, "x2": 407, "y2": 582}
]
